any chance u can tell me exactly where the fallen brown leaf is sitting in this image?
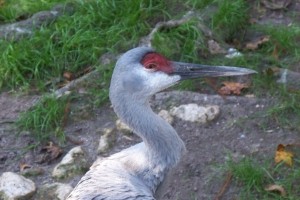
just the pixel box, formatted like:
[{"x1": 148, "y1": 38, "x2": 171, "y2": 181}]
[
  {"x1": 19, "y1": 162, "x2": 31, "y2": 171},
  {"x1": 245, "y1": 35, "x2": 270, "y2": 50},
  {"x1": 218, "y1": 81, "x2": 249, "y2": 95},
  {"x1": 37, "y1": 141, "x2": 63, "y2": 164},
  {"x1": 63, "y1": 71, "x2": 75, "y2": 81},
  {"x1": 275, "y1": 144, "x2": 294, "y2": 166},
  {"x1": 265, "y1": 184, "x2": 286, "y2": 196},
  {"x1": 44, "y1": 141, "x2": 63, "y2": 160}
]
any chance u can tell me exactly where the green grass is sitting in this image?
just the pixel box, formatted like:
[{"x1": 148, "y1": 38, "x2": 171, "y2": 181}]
[
  {"x1": 17, "y1": 94, "x2": 68, "y2": 142},
  {"x1": 228, "y1": 158, "x2": 267, "y2": 191},
  {"x1": 0, "y1": 0, "x2": 252, "y2": 91},
  {"x1": 152, "y1": 19, "x2": 206, "y2": 62},
  {"x1": 0, "y1": 0, "x2": 167, "y2": 90},
  {"x1": 211, "y1": 0, "x2": 249, "y2": 41},
  {"x1": 226, "y1": 157, "x2": 300, "y2": 199}
]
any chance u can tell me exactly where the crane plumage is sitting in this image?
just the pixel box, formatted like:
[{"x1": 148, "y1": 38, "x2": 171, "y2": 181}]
[{"x1": 67, "y1": 47, "x2": 256, "y2": 200}]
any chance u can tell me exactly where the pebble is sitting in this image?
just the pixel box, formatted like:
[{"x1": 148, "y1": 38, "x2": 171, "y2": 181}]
[
  {"x1": 0, "y1": 172, "x2": 36, "y2": 200},
  {"x1": 52, "y1": 146, "x2": 87, "y2": 179}
]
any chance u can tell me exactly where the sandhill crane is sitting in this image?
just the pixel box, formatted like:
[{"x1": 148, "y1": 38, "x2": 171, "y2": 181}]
[{"x1": 66, "y1": 47, "x2": 256, "y2": 200}]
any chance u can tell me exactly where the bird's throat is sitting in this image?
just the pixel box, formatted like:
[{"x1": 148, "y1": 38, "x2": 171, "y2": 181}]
[{"x1": 112, "y1": 97, "x2": 185, "y2": 168}]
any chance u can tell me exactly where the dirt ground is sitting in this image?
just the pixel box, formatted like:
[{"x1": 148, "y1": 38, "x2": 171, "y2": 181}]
[{"x1": 0, "y1": 89, "x2": 299, "y2": 200}]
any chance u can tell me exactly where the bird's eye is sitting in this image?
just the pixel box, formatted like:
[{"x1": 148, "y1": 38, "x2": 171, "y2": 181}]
[{"x1": 145, "y1": 63, "x2": 157, "y2": 71}]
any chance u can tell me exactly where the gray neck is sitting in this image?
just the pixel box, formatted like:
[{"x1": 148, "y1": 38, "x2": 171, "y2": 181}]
[{"x1": 111, "y1": 94, "x2": 185, "y2": 168}]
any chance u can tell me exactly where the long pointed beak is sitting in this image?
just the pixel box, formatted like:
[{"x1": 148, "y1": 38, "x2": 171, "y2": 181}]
[{"x1": 171, "y1": 61, "x2": 257, "y2": 80}]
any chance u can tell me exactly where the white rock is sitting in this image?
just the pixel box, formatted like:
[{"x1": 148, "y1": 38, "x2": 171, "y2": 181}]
[
  {"x1": 170, "y1": 104, "x2": 220, "y2": 123},
  {"x1": 36, "y1": 182, "x2": 73, "y2": 200},
  {"x1": 225, "y1": 48, "x2": 243, "y2": 58},
  {"x1": 116, "y1": 119, "x2": 132, "y2": 133},
  {"x1": 52, "y1": 146, "x2": 87, "y2": 179},
  {"x1": 158, "y1": 109, "x2": 174, "y2": 124},
  {"x1": 97, "y1": 128, "x2": 115, "y2": 154},
  {"x1": 0, "y1": 172, "x2": 36, "y2": 200}
]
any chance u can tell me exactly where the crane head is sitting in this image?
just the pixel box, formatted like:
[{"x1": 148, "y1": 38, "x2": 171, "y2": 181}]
[{"x1": 110, "y1": 47, "x2": 256, "y2": 101}]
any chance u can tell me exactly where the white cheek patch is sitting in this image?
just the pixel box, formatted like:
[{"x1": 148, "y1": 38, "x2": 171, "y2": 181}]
[
  {"x1": 149, "y1": 73, "x2": 180, "y2": 89},
  {"x1": 137, "y1": 69, "x2": 180, "y2": 92}
]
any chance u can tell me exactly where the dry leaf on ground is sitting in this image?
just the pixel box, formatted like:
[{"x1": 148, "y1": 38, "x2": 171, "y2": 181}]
[
  {"x1": 19, "y1": 162, "x2": 32, "y2": 171},
  {"x1": 245, "y1": 35, "x2": 270, "y2": 50},
  {"x1": 275, "y1": 144, "x2": 294, "y2": 166},
  {"x1": 43, "y1": 141, "x2": 63, "y2": 160},
  {"x1": 37, "y1": 141, "x2": 63, "y2": 164},
  {"x1": 218, "y1": 82, "x2": 249, "y2": 95},
  {"x1": 61, "y1": 66, "x2": 94, "y2": 86},
  {"x1": 265, "y1": 184, "x2": 287, "y2": 196},
  {"x1": 63, "y1": 71, "x2": 75, "y2": 81}
]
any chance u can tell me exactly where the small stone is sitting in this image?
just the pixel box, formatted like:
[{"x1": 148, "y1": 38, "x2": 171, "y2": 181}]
[
  {"x1": 158, "y1": 109, "x2": 174, "y2": 124},
  {"x1": 250, "y1": 143, "x2": 261, "y2": 153},
  {"x1": 225, "y1": 48, "x2": 243, "y2": 58},
  {"x1": 0, "y1": 172, "x2": 36, "y2": 200},
  {"x1": 35, "y1": 182, "x2": 73, "y2": 200},
  {"x1": 170, "y1": 104, "x2": 220, "y2": 123},
  {"x1": 97, "y1": 128, "x2": 115, "y2": 154},
  {"x1": 52, "y1": 146, "x2": 87, "y2": 179},
  {"x1": 116, "y1": 119, "x2": 132, "y2": 134},
  {"x1": 239, "y1": 134, "x2": 246, "y2": 139}
]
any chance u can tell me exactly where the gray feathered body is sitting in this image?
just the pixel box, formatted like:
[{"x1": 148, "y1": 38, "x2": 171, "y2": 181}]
[
  {"x1": 67, "y1": 144, "x2": 157, "y2": 200},
  {"x1": 67, "y1": 47, "x2": 185, "y2": 200}
]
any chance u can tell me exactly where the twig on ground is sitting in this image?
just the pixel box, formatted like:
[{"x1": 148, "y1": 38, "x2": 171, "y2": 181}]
[
  {"x1": 139, "y1": 11, "x2": 212, "y2": 47},
  {"x1": 54, "y1": 70, "x2": 100, "y2": 98},
  {"x1": 54, "y1": 52, "x2": 117, "y2": 98},
  {"x1": 0, "y1": 120, "x2": 16, "y2": 124},
  {"x1": 214, "y1": 171, "x2": 233, "y2": 200}
]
